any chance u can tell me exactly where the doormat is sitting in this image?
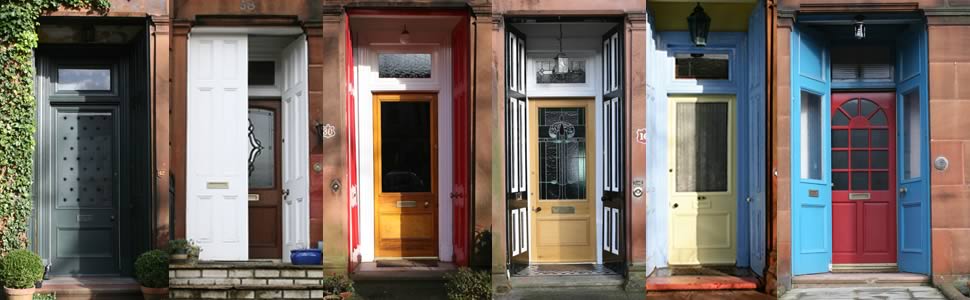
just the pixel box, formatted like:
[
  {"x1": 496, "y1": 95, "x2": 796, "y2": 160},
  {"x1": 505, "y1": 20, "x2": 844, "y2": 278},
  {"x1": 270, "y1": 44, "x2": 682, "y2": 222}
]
[
  {"x1": 657, "y1": 266, "x2": 751, "y2": 277},
  {"x1": 375, "y1": 260, "x2": 438, "y2": 268},
  {"x1": 515, "y1": 264, "x2": 619, "y2": 276}
]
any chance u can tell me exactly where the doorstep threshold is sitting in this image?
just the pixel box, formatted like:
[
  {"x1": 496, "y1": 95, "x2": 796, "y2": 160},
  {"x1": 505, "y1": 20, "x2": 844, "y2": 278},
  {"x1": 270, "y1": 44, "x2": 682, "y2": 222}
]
[
  {"x1": 792, "y1": 272, "x2": 930, "y2": 288},
  {"x1": 351, "y1": 261, "x2": 456, "y2": 281},
  {"x1": 645, "y1": 266, "x2": 760, "y2": 291}
]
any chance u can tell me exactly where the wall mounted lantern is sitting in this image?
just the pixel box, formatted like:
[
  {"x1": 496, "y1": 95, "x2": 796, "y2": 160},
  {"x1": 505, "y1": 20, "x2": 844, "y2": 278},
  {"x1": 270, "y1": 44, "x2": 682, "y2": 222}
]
[
  {"x1": 853, "y1": 15, "x2": 866, "y2": 40},
  {"x1": 687, "y1": 3, "x2": 711, "y2": 47},
  {"x1": 399, "y1": 25, "x2": 411, "y2": 44}
]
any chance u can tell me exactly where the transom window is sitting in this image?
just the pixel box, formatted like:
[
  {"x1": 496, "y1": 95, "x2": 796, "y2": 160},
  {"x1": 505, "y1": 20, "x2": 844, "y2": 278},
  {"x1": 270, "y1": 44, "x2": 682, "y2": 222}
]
[{"x1": 378, "y1": 53, "x2": 432, "y2": 79}]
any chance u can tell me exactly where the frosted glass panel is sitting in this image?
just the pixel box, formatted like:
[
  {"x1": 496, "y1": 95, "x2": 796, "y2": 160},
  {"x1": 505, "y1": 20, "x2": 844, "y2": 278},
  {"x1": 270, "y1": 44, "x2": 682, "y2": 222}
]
[
  {"x1": 248, "y1": 109, "x2": 275, "y2": 189},
  {"x1": 675, "y1": 102, "x2": 729, "y2": 192},
  {"x1": 378, "y1": 53, "x2": 431, "y2": 79},
  {"x1": 903, "y1": 90, "x2": 921, "y2": 179},
  {"x1": 801, "y1": 91, "x2": 822, "y2": 180}
]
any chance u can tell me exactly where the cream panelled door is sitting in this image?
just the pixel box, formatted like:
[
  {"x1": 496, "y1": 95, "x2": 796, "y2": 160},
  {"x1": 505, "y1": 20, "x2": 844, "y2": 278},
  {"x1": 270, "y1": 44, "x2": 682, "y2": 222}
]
[
  {"x1": 529, "y1": 99, "x2": 596, "y2": 263},
  {"x1": 187, "y1": 34, "x2": 249, "y2": 260},
  {"x1": 668, "y1": 95, "x2": 736, "y2": 265},
  {"x1": 281, "y1": 35, "x2": 310, "y2": 261}
]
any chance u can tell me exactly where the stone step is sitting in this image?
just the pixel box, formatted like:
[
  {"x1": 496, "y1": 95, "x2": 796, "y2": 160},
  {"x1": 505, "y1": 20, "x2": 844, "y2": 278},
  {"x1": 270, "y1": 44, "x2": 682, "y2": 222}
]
[
  {"x1": 36, "y1": 277, "x2": 141, "y2": 300},
  {"x1": 791, "y1": 272, "x2": 931, "y2": 288},
  {"x1": 509, "y1": 274, "x2": 625, "y2": 289},
  {"x1": 646, "y1": 275, "x2": 759, "y2": 291}
]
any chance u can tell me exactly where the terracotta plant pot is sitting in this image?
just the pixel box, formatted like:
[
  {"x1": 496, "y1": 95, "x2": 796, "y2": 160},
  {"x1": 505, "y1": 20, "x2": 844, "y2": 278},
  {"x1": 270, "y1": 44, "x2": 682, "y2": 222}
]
[
  {"x1": 140, "y1": 286, "x2": 169, "y2": 300},
  {"x1": 4, "y1": 287, "x2": 35, "y2": 300},
  {"x1": 323, "y1": 295, "x2": 342, "y2": 300},
  {"x1": 170, "y1": 253, "x2": 188, "y2": 264},
  {"x1": 340, "y1": 291, "x2": 354, "y2": 299}
]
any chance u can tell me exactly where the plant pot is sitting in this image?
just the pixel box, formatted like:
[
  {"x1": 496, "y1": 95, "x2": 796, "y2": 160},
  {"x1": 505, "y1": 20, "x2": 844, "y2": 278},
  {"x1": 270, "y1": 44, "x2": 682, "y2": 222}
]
[
  {"x1": 4, "y1": 287, "x2": 36, "y2": 300},
  {"x1": 140, "y1": 286, "x2": 169, "y2": 300},
  {"x1": 340, "y1": 291, "x2": 353, "y2": 299},
  {"x1": 170, "y1": 253, "x2": 189, "y2": 264},
  {"x1": 290, "y1": 249, "x2": 322, "y2": 265},
  {"x1": 323, "y1": 295, "x2": 342, "y2": 300}
]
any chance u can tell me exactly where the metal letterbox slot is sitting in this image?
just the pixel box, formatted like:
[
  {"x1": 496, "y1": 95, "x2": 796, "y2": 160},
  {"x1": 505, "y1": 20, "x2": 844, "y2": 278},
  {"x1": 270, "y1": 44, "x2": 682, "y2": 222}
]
[
  {"x1": 551, "y1": 206, "x2": 576, "y2": 214},
  {"x1": 808, "y1": 189, "x2": 819, "y2": 197},
  {"x1": 207, "y1": 182, "x2": 229, "y2": 189},
  {"x1": 77, "y1": 215, "x2": 93, "y2": 223},
  {"x1": 248, "y1": 194, "x2": 260, "y2": 202},
  {"x1": 396, "y1": 201, "x2": 417, "y2": 208},
  {"x1": 848, "y1": 193, "x2": 871, "y2": 200}
]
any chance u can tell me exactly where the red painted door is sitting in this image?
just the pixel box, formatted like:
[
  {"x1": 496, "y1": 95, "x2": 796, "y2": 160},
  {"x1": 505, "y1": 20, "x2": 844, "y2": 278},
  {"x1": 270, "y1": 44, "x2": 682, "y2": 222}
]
[
  {"x1": 345, "y1": 15, "x2": 361, "y2": 272},
  {"x1": 451, "y1": 16, "x2": 470, "y2": 266},
  {"x1": 831, "y1": 92, "x2": 896, "y2": 264}
]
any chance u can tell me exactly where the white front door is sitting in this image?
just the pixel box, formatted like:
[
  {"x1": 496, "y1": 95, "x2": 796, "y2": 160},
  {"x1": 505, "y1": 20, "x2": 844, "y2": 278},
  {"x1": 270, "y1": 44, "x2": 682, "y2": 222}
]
[
  {"x1": 187, "y1": 34, "x2": 250, "y2": 260},
  {"x1": 281, "y1": 35, "x2": 310, "y2": 261}
]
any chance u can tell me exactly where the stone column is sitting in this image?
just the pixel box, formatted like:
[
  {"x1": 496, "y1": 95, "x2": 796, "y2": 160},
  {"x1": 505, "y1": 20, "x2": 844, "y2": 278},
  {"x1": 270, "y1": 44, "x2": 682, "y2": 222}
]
[
  {"x1": 320, "y1": 6, "x2": 350, "y2": 275},
  {"x1": 151, "y1": 14, "x2": 172, "y2": 248},
  {"x1": 625, "y1": 11, "x2": 648, "y2": 291}
]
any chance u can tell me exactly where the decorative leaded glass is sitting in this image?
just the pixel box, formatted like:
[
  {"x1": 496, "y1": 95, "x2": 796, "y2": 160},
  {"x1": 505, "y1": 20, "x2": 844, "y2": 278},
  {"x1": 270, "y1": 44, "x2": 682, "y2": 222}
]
[
  {"x1": 538, "y1": 107, "x2": 587, "y2": 200},
  {"x1": 675, "y1": 102, "x2": 729, "y2": 192},
  {"x1": 248, "y1": 109, "x2": 275, "y2": 189},
  {"x1": 378, "y1": 53, "x2": 432, "y2": 79}
]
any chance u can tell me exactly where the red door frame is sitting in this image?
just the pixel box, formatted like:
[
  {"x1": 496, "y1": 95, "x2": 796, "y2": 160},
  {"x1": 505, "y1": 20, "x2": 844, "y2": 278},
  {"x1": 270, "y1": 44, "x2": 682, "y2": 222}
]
[
  {"x1": 345, "y1": 9, "x2": 472, "y2": 268},
  {"x1": 831, "y1": 92, "x2": 897, "y2": 264}
]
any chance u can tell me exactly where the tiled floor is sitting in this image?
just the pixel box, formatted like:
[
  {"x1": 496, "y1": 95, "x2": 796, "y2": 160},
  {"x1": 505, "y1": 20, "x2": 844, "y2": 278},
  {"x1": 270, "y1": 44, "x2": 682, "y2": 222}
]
[
  {"x1": 515, "y1": 264, "x2": 619, "y2": 276},
  {"x1": 780, "y1": 287, "x2": 945, "y2": 300}
]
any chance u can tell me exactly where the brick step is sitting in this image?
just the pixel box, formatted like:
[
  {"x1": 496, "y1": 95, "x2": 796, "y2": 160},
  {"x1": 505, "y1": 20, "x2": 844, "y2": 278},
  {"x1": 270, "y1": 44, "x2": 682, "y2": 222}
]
[
  {"x1": 170, "y1": 288, "x2": 336, "y2": 299},
  {"x1": 791, "y1": 272, "x2": 930, "y2": 288}
]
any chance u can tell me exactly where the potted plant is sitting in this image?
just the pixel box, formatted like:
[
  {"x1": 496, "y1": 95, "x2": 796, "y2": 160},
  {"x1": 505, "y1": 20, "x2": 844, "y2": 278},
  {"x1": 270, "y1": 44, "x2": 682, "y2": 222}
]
[
  {"x1": 166, "y1": 239, "x2": 200, "y2": 264},
  {"x1": 321, "y1": 273, "x2": 354, "y2": 299},
  {"x1": 134, "y1": 250, "x2": 169, "y2": 300},
  {"x1": 444, "y1": 268, "x2": 490, "y2": 300},
  {"x1": 1, "y1": 249, "x2": 45, "y2": 300}
]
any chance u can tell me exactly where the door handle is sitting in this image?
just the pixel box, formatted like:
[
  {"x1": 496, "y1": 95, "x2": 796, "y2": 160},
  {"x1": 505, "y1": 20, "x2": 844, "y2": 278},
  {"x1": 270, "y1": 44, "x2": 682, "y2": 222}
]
[
  {"x1": 110, "y1": 215, "x2": 116, "y2": 222},
  {"x1": 746, "y1": 196, "x2": 752, "y2": 203},
  {"x1": 672, "y1": 203, "x2": 679, "y2": 209},
  {"x1": 899, "y1": 187, "x2": 908, "y2": 194},
  {"x1": 424, "y1": 201, "x2": 430, "y2": 208},
  {"x1": 534, "y1": 207, "x2": 542, "y2": 213},
  {"x1": 697, "y1": 196, "x2": 707, "y2": 200}
]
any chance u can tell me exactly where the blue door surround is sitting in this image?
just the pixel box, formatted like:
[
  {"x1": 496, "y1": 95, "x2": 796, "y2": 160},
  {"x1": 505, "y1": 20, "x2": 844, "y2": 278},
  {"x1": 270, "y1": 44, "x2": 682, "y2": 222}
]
[{"x1": 790, "y1": 17, "x2": 931, "y2": 275}]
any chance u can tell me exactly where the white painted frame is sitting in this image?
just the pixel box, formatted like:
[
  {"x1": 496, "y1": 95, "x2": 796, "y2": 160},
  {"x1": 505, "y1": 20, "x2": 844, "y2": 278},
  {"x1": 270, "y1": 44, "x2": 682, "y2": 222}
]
[{"x1": 355, "y1": 37, "x2": 454, "y2": 263}]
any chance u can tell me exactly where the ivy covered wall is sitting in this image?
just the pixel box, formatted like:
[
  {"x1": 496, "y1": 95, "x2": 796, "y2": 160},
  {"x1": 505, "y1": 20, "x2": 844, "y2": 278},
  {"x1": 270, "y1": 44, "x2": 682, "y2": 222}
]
[{"x1": 0, "y1": 0, "x2": 109, "y2": 253}]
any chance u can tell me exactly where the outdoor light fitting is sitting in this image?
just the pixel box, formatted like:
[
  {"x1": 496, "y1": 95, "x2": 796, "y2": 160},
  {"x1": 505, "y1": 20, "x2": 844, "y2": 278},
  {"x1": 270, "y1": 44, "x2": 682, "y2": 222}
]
[
  {"x1": 554, "y1": 23, "x2": 569, "y2": 74},
  {"x1": 687, "y1": 3, "x2": 711, "y2": 47},
  {"x1": 399, "y1": 24, "x2": 411, "y2": 44},
  {"x1": 854, "y1": 15, "x2": 866, "y2": 40}
]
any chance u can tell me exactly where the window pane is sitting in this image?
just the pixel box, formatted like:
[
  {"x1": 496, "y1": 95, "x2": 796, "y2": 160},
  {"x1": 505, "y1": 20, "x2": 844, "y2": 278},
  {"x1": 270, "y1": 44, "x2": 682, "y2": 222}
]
[
  {"x1": 851, "y1": 150, "x2": 869, "y2": 169},
  {"x1": 903, "y1": 90, "x2": 921, "y2": 179},
  {"x1": 800, "y1": 91, "x2": 822, "y2": 180},
  {"x1": 538, "y1": 107, "x2": 587, "y2": 200},
  {"x1": 675, "y1": 53, "x2": 729, "y2": 80},
  {"x1": 842, "y1": 99, "x2": 859, "y2": 116},
  {"x1": 248, "y1": 61, "x2": 275, "y2": 86},
  {"x1": 833, "y1": 130, "x2": 849, "y2": 147},
  {"x1": 871, "y1": 150, "x2": 888, "y2": 169},
  {"x1": 676, "y1": 102, "x2": 729, "y2": 192},
  {"x1": 381, "y1": 101, "x2": 432, "y2": 192},
  {"x1": 248, "y1": 109, "x2": 275, "y2": 189},
  {"x1": 871, "y1": 129, "x2": 887, "y2": 148},
  {"x1": 833, "y1": 150, "x2": 848, "y2": 169},
  {"x1": 833, "y1": 172, "x2": 849, "y2": 190},
  {"x1": 58, "y1": 68, "x2": 111, "y2": 91},
  {"x1": 872, "y1": 171, "x2": 889, "y2": 190},
  {"x1": 851, "y1": 129, "x2": 868, "y2": 148},
  {"x1": 378, "y1": 53, "x2": 432, "y2": 78},
  {"x1": 869, "y1": 111, "x2": 887, "y2": 125},
  {"x1": 860, "y1": 99, "x2": 878, "y2": 117},
  {"x1": 852, "y1": 171, "x2": 869, "y2": 190},
  {"x1": 833, "y1": 111, "x2": 850, "y2": 126}
]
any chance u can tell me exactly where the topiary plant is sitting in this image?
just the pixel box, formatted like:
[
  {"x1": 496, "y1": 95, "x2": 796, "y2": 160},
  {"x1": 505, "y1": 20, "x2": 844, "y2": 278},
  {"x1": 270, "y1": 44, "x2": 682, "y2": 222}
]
[
  {"x1": 443, "y1": 267, "x2": 490, "y2": 300},
  {"x1": 0, "y1": 250, "x2": 44, "y2": 289},
  {"x1": 134, "y1": 250, "x2": 168, "y2": 288}
]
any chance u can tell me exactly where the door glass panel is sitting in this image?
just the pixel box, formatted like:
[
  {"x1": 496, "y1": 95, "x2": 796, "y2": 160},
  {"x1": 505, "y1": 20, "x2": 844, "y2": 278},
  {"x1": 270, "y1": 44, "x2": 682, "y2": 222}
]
[
  {"x1": 538, "y1": 107, "x2": 587, "y2": 200},
  {"x1": 833, "y1": 110, "x2": 850, "y2": 125},
  {"x1": 675, "y1": 102, "x2": 729, "y2": 192},
  {"x1": 869, "y1": 110, "x2": 887, "y2": 125},
  {"x1": 833, "y1": 150, "x2": 848, "y2": 169},
  {"x1": 851, "y1": 171, "x2": 868, "y2": 190},
  {"x1": 832, "y1": 130, "x2": 849, "y2": 147},
  {"x1": 833, "y1": 172, "x2": 849, "y2": 190},
  {"x1": 851, "y1": 150, "x2": 869, "y2": 169},
  {"x1": 381, "y1": 101, "x2": 432, "y2": 193},
  {"x1": 57, "y1": 67, "x2": 111, "y2": 91},
  {"x1": 871, "y1": 150, "x2": 888, "y2": 169},
  {"x1": 851, "y1": 129, "x2": 868, "y2": 147},
  {"x1": 800, "y1": 91, "x2": 822, "y2": 180},
  {"x1": 872, "y1": 171, "x2": 889, "y2": 190},
  {"x1": 860, "y1": 100, "x2": 878, "y2": 117},
  {"x1": 871, "y1": 129, "x2": 888, "y2": 148},
  {"x1": 248, "y1": 109, "x2": 275, "y2": 189},
  {"x1": 842, "y1": 99, "x2": 859, "y2": 116},
  {"x1": 903, "y1": 90, "x2": 921, "y2": 179}
]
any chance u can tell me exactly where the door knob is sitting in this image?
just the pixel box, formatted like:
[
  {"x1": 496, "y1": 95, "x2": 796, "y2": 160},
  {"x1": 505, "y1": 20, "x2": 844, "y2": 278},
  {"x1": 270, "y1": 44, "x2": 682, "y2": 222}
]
[
  {"x1": 534, "y1": 207, "x2": 542, "y2": 212},
  {"x1": 110, "y1": 215, "x2": 116, "y2": 222},
  {"x1": 672, "y1": 203, "x2": 679, "y2": 209},
  {"x1": 899, "y1": 187, "x2": 908, "y2": 194},
  {"x1": 424, "y1": 201, "x2": 430, "y2": 208}
]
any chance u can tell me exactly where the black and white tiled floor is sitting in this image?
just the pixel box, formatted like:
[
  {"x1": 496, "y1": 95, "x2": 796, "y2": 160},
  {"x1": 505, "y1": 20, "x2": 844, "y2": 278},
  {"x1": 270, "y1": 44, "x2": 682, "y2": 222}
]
[{"x1": 515, "y1": 264, "x2": 619, "y2": 276}]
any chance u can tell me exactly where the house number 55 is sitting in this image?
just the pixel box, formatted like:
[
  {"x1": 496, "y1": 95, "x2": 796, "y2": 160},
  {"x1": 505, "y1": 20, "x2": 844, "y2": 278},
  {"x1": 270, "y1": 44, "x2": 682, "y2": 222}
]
[{"x1": 240, "y1": 0, "x2": 256, "y2": 12}]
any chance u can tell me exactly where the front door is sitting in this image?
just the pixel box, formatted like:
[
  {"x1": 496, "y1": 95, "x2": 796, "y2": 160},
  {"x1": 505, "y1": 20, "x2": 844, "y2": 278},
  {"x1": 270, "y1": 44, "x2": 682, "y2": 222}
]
[
  {"x1": 668, "y1": 95, "x2": 737, "y2": 265},
  {"x1": 528, "y1": 99, "x2": 596, "y2": 263},
  {"x1": 831, "y1": 92, "x2": 897, "y2": 265},
  {"x1": 247, "y1": 100, "x2": 283, "y2": 259},
  {"x1": 374, "y1": 93, "x2": 438, "y2": 259}
]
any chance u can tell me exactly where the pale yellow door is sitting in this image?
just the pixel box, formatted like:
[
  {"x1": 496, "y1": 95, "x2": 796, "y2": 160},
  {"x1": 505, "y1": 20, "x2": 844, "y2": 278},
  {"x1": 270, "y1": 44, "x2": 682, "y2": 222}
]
[
  {"x1": 668, "y1": 95, "x2": 737, "y2": 265},
  {"x1": 529, "y1": 99, "x2": 597, "y2": 263}
]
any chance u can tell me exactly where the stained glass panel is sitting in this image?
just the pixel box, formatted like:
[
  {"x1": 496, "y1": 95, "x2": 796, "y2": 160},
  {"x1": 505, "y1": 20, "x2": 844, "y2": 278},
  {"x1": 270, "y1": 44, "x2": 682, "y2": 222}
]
[
  {"x1": 538, "y1": 107, "x2": 587, "y2": 200},
  {"x1": 248, "y1": 108, "x2": 275, "y2": 189}
]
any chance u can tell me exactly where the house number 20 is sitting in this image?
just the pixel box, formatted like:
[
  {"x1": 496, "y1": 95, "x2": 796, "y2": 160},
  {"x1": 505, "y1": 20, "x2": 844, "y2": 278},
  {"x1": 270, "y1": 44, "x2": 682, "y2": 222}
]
[{"x1": 240, "y1": 0, "x2": 256, "y2": 12}]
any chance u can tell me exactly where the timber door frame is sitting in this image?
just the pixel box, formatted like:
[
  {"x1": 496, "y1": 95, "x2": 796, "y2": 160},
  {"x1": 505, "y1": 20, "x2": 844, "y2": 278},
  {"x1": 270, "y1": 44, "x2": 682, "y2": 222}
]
[
  {"x1": 372, "y1": 93, "x2": 439, "y2": 259},
  {"x1": 527, "y1": 98, "x2": 597, "y2": 264},
  {"x1": 667, "y1": 95, "x2": 738, "y2": 266}
]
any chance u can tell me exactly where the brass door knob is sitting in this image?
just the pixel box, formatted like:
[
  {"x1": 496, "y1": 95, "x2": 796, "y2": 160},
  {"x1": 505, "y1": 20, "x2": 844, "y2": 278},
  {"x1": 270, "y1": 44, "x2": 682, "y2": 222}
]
[{"x1": 534, "y1": 207, "x2": 542, "y2": 212}]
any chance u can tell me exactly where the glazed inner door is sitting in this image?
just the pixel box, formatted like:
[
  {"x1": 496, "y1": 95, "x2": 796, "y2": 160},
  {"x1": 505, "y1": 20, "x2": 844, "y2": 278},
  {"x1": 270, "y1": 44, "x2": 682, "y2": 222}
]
[
  {"x1": 668, "y1": 96, "x2": 737, "y2": 265},
  {"x1": 247, "y1": 100, "x2": 283, "y2": 259},
  {"x1": 528, "y1": 99, "x2": 596, "y2": 263},
  {"x1": 831, "y1": 93, "x2": 897, "y2": 265},
  {"x1": 374, "y1": 93, "x2": 438, "y2": 259}
]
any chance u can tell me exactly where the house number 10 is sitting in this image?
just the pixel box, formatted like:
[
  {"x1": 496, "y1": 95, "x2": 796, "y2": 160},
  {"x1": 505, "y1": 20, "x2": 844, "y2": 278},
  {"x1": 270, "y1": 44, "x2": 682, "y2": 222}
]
[{"x1": 240, "y1": 0, "x2": 256, "y2": 12}]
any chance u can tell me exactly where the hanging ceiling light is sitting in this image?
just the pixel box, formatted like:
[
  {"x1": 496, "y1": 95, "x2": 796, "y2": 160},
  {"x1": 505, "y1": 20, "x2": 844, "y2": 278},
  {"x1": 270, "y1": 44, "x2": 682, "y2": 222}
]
[
  {"x1": 399, "y1": 24, "x2": 411, "y2": 44},
  {"x1": 687, "y1": 3, "x2": 711, "y2": 47},
  {"x1": 554, "y1": 23, "x2": 569, "y2": 74},
  {"x1": 854, "y1": 15, "x2": 866, "y2": 40}
]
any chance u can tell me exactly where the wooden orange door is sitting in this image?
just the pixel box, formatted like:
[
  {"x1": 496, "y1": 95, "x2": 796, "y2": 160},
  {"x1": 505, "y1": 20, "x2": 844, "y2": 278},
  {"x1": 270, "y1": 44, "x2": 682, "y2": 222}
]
[
  {"x1": 374, "y1": 93, "x2": 438, "y2": 258},
  {"x1": 831, "y1": 92, "x2": 897, "y2": 265}
]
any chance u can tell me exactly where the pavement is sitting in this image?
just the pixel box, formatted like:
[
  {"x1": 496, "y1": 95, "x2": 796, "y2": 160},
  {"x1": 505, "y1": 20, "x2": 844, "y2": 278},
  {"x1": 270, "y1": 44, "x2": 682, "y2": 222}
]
[
  {"x1": 779, "y1": 286, "x2": 946, "y2": 300},
  {"x1": 353, "y1": 279, "x2": 449, "y2": 300},
  {"x1": 496, "y1": 286, "x2": 647, "y2": 300}
]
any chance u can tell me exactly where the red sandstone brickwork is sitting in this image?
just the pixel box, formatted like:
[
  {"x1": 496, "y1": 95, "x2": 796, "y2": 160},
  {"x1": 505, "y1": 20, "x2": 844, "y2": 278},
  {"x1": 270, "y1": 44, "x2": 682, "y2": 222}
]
[{"x1": 929, "y1": 25, "x2": 970, "y2": 276}]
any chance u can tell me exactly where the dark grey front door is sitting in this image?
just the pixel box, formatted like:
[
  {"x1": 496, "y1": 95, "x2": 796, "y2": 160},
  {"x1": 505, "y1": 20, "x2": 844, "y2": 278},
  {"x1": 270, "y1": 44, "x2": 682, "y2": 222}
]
[{"x1": 35, "y1": 50, "x2": 127, "y2": 276}]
